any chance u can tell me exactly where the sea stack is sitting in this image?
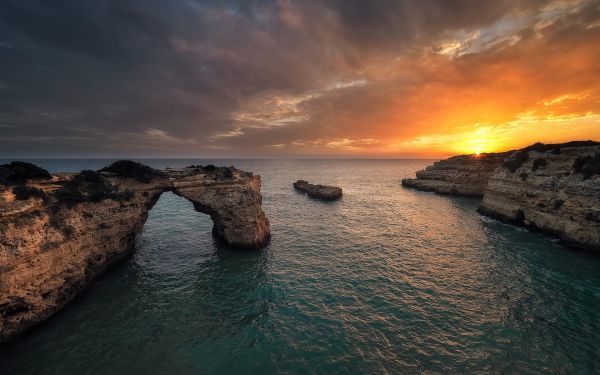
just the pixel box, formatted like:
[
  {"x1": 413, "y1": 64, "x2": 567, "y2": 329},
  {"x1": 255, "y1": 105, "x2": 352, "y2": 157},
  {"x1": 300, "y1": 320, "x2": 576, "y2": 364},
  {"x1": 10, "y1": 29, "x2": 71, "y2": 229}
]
[
  {"x1": 293, "y1": 180, "x2": 343, "y2": 201},
  {"x1": 0, "y1": 161, "x2": 270, "y2": 344}
]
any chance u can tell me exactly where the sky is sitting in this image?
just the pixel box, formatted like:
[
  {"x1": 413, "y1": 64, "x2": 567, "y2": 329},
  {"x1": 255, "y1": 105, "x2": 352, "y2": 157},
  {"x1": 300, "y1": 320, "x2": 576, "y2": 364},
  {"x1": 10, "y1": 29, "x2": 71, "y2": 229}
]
[{"x1": 0, "y1": 0, "x2": 599, "y2": 158}]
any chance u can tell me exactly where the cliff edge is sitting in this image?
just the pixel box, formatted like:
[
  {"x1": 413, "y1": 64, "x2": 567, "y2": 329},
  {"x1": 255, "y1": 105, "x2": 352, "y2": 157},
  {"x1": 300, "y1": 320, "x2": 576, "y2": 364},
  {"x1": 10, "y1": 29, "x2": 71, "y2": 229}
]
[
  {"x1": 402, "y1": 141, "x2": 600, "y2": 251},
  {"x1": 479, "y1": 142, "x2": 600, "y2": 251},
  {"x1": 0, "y1": 161, "x2": 270, "y2": 344}
]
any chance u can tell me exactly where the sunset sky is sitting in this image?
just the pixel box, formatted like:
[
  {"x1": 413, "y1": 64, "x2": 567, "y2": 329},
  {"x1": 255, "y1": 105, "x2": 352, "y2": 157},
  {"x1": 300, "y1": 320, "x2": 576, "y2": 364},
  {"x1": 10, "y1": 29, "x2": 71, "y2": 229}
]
[{"x1": 0, "y1": 0, "x2": 599, "y2": 158}]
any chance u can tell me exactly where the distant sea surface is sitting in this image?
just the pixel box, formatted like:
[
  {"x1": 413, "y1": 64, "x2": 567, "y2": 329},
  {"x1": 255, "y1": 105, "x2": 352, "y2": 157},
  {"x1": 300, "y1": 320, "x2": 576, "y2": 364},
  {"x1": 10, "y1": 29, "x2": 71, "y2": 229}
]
[{"x1": 1, "y1": 159, "x2": 599, "y2": 374}]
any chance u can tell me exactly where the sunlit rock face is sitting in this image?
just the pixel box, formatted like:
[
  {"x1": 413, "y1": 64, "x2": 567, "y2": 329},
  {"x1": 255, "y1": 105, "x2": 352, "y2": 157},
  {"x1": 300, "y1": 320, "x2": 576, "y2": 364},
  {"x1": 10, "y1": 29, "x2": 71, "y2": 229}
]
[
  {"x1": 403, "y1": 142, "x2": 600, "y2": 252},
  {"x1": 170, "y1": 167, "x2": 271, "y2": 249},
  {"x1": 0, "y1": 164, "x2": 270, "y2": 344},
  {"x1": 401, "y1": 153, "x2": 510, "y2": 197},
  {"x1": 479, "y1": 145, "x2": 600, "y2": 251}
]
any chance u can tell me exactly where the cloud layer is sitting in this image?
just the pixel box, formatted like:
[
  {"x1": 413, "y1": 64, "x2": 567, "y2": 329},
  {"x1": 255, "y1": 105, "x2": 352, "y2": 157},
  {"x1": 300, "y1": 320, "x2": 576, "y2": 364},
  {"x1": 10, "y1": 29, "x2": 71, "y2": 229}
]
[{"x1": 0, "y1": 0, "x2": 598, "y2": 157}]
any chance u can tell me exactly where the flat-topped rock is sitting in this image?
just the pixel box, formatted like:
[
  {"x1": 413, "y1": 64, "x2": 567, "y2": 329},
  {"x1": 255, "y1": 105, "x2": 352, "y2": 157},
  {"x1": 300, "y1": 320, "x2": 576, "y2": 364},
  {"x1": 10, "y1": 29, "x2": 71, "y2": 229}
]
[
  {"x1": 479, "y1": 143, "x2": 600, "y2": 251},
  {"x1": 293, "y1": 180, "x2": 342, "y2": 201},
  {"x1": 0, "y1": 161, "x2": 270, "y2": 344}
]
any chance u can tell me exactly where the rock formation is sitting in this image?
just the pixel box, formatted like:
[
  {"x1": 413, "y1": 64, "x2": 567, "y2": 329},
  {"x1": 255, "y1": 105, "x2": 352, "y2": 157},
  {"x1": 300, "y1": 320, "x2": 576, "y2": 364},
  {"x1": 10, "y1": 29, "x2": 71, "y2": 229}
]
[
  {"x1": 403, "y1": 141, "x2": 600, "y2": 251},
  {"x1": 401, "y1": 153, "x2": 510, "y2": 197},
  {"x1": 293, "y1": 180, "x2": 343, "y2": 201},
  {"x1": 479, "y1": 143, "x2": 600, "y2": 251},
  {"x1": 0, "y1": 161, "x2": 270, "y2": 344}
]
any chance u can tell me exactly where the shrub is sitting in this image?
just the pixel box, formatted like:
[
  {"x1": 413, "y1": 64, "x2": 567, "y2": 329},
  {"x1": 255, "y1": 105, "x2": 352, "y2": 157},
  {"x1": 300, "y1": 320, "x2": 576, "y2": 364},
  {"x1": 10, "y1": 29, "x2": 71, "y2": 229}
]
[
  {"x1": 504, "y1": 151, "x2": 529, "y2": 173},
  {"x1": 0, "y1": 161, "x2": 51, "y2": 185},
  {"x1": 48, "y1": 211, "x2": 62, "y2": 229},
  {"x1": 55, "y1": 170, "x2": 115, "y2": 206},
  {"x1": 523, "y1": 140, "x2": 599, "y2": 154},
  {"x1": 0, "y1": 166, "x2": 15, "y2": 185},
  {"x1": 532, "y1": 158, "x2": 548, "y2": 171},
  {"x1": 573, "y1": 153, "x2": 600, "y2": 179},
  {"x1": 218, "y1": 168, "x2": 234, "y2": 180},
  {"x1": 62, "y1": 225, "x2": 75, "y2": 238},
  {"x1": 113, "y1": 191, "x2": 134, "y2": 202},
  {"x1": 504, "y1": 140, "x2": 600, "y2": 173},
  {"x1": 12, "y1": 185, "x2": 46, "y2": 201},
  {"x1": 99, "y1": 160, "x2": 164, "y2": 183},
  {"x1": 54, "y1": 170, "x2": 138, "y2": 206},
  {"x1": 97, "y1": 222, "x2": 111, "y2": 230}
]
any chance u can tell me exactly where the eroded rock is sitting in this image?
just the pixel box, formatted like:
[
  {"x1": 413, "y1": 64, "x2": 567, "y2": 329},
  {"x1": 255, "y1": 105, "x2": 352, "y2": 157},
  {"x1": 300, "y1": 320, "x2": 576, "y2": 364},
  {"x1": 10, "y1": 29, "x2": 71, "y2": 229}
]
[
  {"x1": 402, "y1": 141, "x2": 600, "y2": 251},
  {"x1": 479, "y1": 144, "x2": 600, "y2": 251},
  {"x1": 401, "y1": 153, "x2": 510, "y2": 197},
  {"x1": 0, "y1": 162, "x2": 270, "y2": 344},
  {"x1": 293, "y1": 180, "x2": 342, "y2": 201}
]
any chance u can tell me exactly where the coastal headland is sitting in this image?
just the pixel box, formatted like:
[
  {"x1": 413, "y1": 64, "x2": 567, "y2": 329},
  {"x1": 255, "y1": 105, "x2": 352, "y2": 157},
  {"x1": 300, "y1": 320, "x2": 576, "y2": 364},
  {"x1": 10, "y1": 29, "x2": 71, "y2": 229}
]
[
  {"x1": 0, "y1": 161, "x2": 270, "y2": 344},
  {"x1": 403, "y1": 141, "x2": 600, "y2": 252}
]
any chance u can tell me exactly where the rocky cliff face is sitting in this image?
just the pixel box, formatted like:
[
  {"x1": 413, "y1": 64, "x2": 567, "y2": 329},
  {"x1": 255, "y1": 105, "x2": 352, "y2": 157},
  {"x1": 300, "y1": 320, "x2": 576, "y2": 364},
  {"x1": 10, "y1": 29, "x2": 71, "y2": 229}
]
[
  {"x1": 401, "y1": 153, "x2": 510, "y2": 197},
  {"x1": 479, "y1": 145, "x2": 600, "y2": 251},
  {"x1": 402, "y1": 142, "x2": 600, "y2": 252},
  {"x1": 170, "y1": 167, "x2": 270, "y2": 249},
  {"x1": 0, "y1": 162, "x2": 270, "y2": 344}
]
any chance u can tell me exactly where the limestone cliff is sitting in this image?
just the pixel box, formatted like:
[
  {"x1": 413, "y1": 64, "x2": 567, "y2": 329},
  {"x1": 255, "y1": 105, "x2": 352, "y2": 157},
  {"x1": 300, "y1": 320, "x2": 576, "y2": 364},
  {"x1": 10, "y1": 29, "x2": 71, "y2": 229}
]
[
  {"x1": 401, "y1": 152, "x2": 510, "y2": 197},
  {"x1": 402, "y1": 141, "x2": 600, "y2": 251},
  {"x1": 479, "y1": 144, "x2": 600, "y2": 251},
  {"x1": 293, "y1": 180, "x2": 343, "y2": 201},
  {"x1": 0, "y1": 162, "x2": 270, "y2": 344}
]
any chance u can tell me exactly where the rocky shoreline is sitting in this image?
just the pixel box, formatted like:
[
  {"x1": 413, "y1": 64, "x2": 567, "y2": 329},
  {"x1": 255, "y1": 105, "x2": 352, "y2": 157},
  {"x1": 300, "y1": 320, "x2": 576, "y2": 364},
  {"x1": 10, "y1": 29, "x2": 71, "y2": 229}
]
[
  {"x1": 0, "y1": 161, "x2": 270, "y2": 344},
  {"x1": 403, "y1": 141, "x2": 600, "y2": 252}
]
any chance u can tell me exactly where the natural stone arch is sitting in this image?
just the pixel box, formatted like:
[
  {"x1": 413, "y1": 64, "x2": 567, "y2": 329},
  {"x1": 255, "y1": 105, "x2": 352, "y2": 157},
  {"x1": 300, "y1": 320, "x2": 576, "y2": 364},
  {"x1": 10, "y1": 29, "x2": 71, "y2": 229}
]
[
  {"x1": 0, "y1": 165, "x2": 270, "y2": 344},
  {"x1": 168, "y1": 169, "x2": 270, "y2": 249}
]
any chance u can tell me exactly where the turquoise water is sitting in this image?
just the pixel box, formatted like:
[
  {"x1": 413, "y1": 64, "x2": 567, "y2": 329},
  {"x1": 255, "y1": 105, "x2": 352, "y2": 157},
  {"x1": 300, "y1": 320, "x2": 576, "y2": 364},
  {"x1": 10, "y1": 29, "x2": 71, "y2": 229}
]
[{"x1": 1, "y1": 159, "x2": 600, "y2": 374}]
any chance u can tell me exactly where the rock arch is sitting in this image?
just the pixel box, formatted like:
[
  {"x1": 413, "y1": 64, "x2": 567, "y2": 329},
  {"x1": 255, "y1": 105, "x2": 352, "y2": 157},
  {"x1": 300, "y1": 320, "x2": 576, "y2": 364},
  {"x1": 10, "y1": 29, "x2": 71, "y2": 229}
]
[{"x1": 0, "y1": 165, "x2": 270, "y2": 344}]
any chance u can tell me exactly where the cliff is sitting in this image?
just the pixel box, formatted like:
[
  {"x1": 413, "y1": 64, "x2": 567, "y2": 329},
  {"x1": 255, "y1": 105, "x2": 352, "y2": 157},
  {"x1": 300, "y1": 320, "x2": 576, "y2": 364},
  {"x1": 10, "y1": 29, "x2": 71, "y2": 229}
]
[
  {"x1": 0, "y1": 162, "x2": 270, "y2": 344},
  {"x1": 401, "y1": 153, "x2": 510, "y2": 197},
  {"x1": 402, "y1": 141, "x2": 600, "y2": 252},
  {"x1": 479, "y1": 143, "x2": 600, "y2": 251}
]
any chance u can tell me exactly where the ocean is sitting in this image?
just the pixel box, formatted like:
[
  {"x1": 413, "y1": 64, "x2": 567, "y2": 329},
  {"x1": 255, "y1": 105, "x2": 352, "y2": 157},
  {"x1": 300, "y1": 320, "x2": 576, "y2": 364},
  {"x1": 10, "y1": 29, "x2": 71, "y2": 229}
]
[{"x1": 1, "y1": 159, "x2": 599, "y2": 374}]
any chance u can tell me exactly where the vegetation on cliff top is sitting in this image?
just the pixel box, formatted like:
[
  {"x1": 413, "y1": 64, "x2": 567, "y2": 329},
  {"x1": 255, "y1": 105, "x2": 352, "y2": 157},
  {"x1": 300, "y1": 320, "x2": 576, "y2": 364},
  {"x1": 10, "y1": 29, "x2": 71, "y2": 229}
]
[
  {"x1": 187, "y1": 164, "x2": 235, "y2": 180},
  {"x1": 55, "y1": 170, "x2": 133, "y2": 206},
  {"x1": 12, "y1": 185, "x2": 46, "y2": 201},
  {"x1": 99, "y1": 160, "x2": 164, "y2": 183},
  {"x1": 504, "y1": 140, "x2": 600, "y2": 173},
  {"x1": 573, "y1": 153, "x2": 600, "y2": 179},
  {"x1": 532, "y1": 158, "x2": 548, "y2": 171},
  {"x1": 0, "y1": 161, "x2": 52, "y2": 185}
]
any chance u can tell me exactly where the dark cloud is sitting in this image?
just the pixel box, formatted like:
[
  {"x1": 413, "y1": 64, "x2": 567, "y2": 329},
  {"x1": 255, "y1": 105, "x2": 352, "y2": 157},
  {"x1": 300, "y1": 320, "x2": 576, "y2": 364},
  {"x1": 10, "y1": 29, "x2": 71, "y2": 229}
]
[{"x1": 0, "y1": 0, "x2": 598, "y2": 157}]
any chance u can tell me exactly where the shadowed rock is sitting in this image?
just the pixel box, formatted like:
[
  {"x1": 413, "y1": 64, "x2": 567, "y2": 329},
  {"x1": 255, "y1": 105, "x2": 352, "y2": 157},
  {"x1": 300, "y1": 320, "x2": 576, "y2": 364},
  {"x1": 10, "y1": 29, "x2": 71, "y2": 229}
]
[
  {"x1": 293, "y1": 180, "x2": 342, "y2": 201},
  {"x1": 0, "y1": 162, "x2": 270, "y2": 344}
]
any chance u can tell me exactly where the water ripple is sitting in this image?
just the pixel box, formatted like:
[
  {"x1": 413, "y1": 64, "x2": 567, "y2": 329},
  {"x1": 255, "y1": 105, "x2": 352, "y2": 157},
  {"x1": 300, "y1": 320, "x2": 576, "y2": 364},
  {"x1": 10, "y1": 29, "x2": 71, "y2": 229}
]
[{"x1": 1, "y1": 159, "x2": 599, "y2": 374}]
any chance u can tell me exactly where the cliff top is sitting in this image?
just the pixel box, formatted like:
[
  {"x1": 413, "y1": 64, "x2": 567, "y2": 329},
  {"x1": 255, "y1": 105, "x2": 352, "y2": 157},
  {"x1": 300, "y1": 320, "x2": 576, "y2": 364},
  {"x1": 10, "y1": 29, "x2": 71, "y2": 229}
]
[{"x1": 0, "y1": 160, "x2": 259, "y2": 213}]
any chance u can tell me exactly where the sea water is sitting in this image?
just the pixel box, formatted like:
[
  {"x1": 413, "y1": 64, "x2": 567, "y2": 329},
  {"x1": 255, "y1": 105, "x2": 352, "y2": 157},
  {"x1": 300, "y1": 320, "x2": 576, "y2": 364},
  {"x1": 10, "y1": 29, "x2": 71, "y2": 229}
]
[{"x1": 1, "y1": 159, "x2": 599, "y2": 374}]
